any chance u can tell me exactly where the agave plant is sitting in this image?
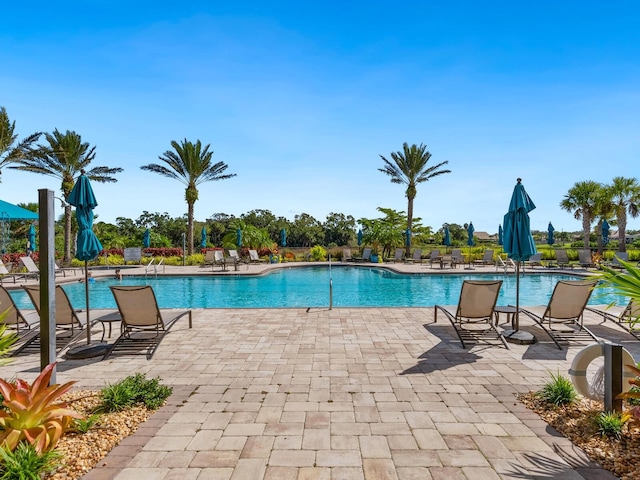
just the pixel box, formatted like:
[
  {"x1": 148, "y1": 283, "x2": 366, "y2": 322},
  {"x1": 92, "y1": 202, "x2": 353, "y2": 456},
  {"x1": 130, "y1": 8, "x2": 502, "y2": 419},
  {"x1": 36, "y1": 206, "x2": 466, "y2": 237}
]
[{"x1": 0, "y1": 363, "x2": 83, "y2": 452}]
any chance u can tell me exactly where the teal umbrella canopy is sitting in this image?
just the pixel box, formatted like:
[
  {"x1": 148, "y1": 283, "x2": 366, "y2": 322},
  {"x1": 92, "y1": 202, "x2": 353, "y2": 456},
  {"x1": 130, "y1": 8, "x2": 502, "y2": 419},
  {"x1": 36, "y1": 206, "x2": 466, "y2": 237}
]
[
  {"x1": 498, "y1": 225, "x2": 503, "y2": 246},
  {"x1": 443, "y1": 225, "x2": 451, "y2": 246},
  {"x1": 405, "y1": 228, "x2": 411, "y2": 247},
  {"x1": 602, "y1": 220, "x2": 610, "y2": 246},
  {"x1": 280, "y1": 229, "x2": 287, "y2": 247},
  {"x1": 236, "y1": 228, "x2": 243, "y2": 247},
  {"x1": 357, "y1": 229, "x2": 362, "y2": 246},
  {"x1": 466, "y1": 222, "x2": 475, "y2": 247},
  {"x1": 503, "y1": 178, "x2": 537, "y2": 262},
  {"x1": 28, "y1": 224, "x2": 36, "y2": 253},
  {"x1": 68, "y1": 174, "x2": 103, "y2": 261},
  {"x1": 143, "y1": 228, "x2": 151, "y2": 248},
  {"x1": 0, "y1": 199, "x2": 38, "y2": 220},
  {"x1": 200, "y1": 227, "x2": 207, "y2": 249},
  {"x1": 547, "y1": 222, "x2": 555, "y2": 246}
]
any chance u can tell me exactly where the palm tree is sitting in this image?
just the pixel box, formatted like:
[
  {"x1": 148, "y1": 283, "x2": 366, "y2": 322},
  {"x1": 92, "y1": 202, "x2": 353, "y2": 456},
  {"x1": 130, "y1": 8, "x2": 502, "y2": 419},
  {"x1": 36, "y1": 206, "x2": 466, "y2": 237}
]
[
  {"x1": 141, "y1": 139, "x2": 236, "y2": 255},
  {"x1": 606, "y1": 177, "x2": 640, "y2": 253},
  {"x1": 11, "y1": 129, "x2": 123, "y2": 264},
  {"x1": 0, "y1": 107, "x2": 40, "y2": 179},
  {"x1": 378, "y1": 142, "x2": 451, "y2": 257},
  {"x1": 593, "y1": 186, "x2": 615, "y2": 255},
  {"x1": 560, "y1": 180, "x2": 603, "y2": 249},
  {"x1": 379, "y1": 143, "x2": 451, "y2": 256}
]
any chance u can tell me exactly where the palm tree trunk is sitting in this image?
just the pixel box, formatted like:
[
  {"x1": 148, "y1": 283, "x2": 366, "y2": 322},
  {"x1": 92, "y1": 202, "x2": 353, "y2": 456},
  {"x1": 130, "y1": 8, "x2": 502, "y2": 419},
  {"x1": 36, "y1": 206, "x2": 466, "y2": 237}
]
[
  {"x1": 618, "y1": 209, "x2": 627, "y2": 253},
  {"x1": 406, "y1": 197, "x2": 414, "y2": 257},
  {"x1": 582, "y1": 214, "x2": 591, "y2": 250},
  {"x1": 187, "y1": 201, "x2": 194, "y2": 255},
  {"x1": 64, "y1": 205, "x2": 73, "y2": 265}
]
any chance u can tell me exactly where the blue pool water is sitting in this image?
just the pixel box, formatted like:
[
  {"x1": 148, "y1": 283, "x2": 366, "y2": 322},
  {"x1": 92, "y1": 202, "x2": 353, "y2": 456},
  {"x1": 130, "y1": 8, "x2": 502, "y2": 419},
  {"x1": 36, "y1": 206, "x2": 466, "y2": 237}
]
[{"x1": 9, "y1": 266, "x2": 625, "y2": 310}]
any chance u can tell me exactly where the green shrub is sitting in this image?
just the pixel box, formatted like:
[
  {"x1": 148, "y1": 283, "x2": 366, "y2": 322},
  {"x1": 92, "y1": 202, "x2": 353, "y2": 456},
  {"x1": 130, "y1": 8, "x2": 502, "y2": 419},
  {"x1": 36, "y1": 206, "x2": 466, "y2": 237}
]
[
  {"x1": 595, "y1": 411, "x2": 630, "y2": 440},
  {"x1": 70, "y1": 413, "x2": 102, "y2": 434},
  {"x1": 309, "y1": 245, "x2": 327, "y2": 262},
  {"x1": 0, "y1": 442, "x2": 61, "y2": 479},
  {"x1": 98, "y1": 373, "x2": 172, "y2": 413},
  {"x1": 536, "y1": 371, "x2": 577, "y2": 406}
]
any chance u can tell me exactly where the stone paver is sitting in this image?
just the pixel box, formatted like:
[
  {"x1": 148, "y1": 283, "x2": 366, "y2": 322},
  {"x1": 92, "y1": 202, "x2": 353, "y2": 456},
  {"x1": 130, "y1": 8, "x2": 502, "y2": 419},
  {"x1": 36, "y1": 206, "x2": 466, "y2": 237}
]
[{"x1": 1, "y1": 288, "x2": 633, "y2": 479}]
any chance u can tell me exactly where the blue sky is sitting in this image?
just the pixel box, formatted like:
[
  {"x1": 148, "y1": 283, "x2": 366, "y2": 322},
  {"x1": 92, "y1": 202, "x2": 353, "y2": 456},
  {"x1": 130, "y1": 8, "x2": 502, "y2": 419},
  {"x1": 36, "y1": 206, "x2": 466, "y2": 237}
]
[{"x1": 2, "y1": 2, "x2": 639, "y2": 234}]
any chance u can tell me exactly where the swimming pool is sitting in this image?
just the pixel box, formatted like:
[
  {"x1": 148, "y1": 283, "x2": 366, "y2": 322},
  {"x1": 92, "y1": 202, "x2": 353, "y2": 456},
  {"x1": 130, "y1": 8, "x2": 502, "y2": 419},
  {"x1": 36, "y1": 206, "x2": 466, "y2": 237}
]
[{"x1": 9, "y1": 266, "x2": 624, "y2": 309}]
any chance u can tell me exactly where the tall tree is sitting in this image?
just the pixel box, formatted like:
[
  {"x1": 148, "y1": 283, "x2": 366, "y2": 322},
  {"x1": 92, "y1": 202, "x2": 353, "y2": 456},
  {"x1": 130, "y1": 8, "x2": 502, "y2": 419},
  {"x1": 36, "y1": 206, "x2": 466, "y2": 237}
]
[
  {"x1": 0, "y1": 107, "x2": 40, "y2": 179},
  {"x1": 560, "y1": 180, "x2": 602, "y2": 249},
  {"x1": 11, "y1": 129, "x2": 123, "y2": 263},
  {"x1": 379, "y1": 143, "x2": 451, "y2": 256},
  {"x1": 141, "y1": 139, "x2": 236, "y2": 254},
  {"x1": 606, "y1": 177, "x2": 640, "y2": 253}
]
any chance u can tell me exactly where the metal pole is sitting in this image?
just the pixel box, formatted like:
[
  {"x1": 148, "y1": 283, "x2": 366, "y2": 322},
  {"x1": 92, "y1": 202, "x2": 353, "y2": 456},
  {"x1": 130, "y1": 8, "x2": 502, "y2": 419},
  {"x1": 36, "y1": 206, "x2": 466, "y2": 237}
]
[
  {"x1": 39, "y1": 189, "x2": 56, "y2": 384},
  {"x1": 329, "y1": 253, "x2": 333, "y2": 310},
  {"x1": 84, "y1": 260, "x2": 91, "y2": 344},
  {"x1": 182, "y1": 233, "x2": 186, "y2": 266}
]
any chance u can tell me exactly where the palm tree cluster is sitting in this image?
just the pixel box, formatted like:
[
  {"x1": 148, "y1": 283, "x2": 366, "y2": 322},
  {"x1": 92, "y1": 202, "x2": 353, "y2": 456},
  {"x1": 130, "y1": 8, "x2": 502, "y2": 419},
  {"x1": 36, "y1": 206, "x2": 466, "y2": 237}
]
[{"x1": 560, "y1": 178, "x2": 640, "y2": 252}]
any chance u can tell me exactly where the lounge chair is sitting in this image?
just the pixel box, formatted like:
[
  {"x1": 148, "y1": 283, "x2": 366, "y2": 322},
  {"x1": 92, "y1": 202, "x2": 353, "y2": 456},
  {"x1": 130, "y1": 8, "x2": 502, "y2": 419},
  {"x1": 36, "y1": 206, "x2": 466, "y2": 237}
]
[
  {"x1": 553, "y1": 249, "x2": 572, "y2": 269},
  {"x1": 0, "y1": 260, "x2": 23, "y2": 284},
  {"x1": 450, "y1": 249, "x2": 464, "y2": 268},
  {"x1": 104, "y1": 285, "x2": 192, "y2": 360},
  {"x1": 524, "y1": 253, "x2": 543, "y2": 269},
  {"x1": 17, "y1": 257, "x2": 40, "y2": 281},
  {"x1": 428, "y1": 249, "x2": 441, "y2": 268},
  {"x1": 213, "y1": 250, "x2": 227, "y2": 270},
  {"x1": 473, "y1": 249, "x2": 494, "y2": 266},
  {"x1": 608, "y1": 252, "x2": 628, "y2": 269},
  {"x1": 0, "y1": 285, "x2": 40, "y2": 355},
  {"x1": 578, "y1": 249, "x2": 595, "y2": 268},
  {"x1": 203, "y1": 250, "x2": 215, "y2": 267},
  {"x1": 434, "y1": 280, "x2": 507, "y2": 349},
  {"x1": 228, "y1": 249, "x2": 247, "y2": 269},
  {"x1": 520, "y1": 279, "x2": 599, "y2": 349},
  {"x1": 495, "y1": 256, "x2": 517, "y2": 273},
  {"x1": 386, "y1": 248, "x2": 404, "y2": 263},
  {"x1": 586, "y1": 300, "x2": 640, "y2": 340},
  {"x1": 354, "y1": 248, "x2": 372, "y2": 263},
  {"x1": 249, "y1": 249, "x2": 268, "y2": 264},
  {"x1": 23, "y1": 285, "x2": 116, "y2": 353},
  {"x1": 404, "y1": 248, "x2": 423, "y2": 264},
  {"x1": 342, "y1": 249, "x2": 353, "y2": 262}
]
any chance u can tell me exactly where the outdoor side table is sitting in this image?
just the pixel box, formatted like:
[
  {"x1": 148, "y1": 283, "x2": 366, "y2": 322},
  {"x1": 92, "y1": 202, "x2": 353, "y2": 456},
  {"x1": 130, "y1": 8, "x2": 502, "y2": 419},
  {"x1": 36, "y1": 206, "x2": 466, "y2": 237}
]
[
  {"x1": 494, "y1": 306, "x2": 520, "y2": 328},
  {"x1": 96, "y1": 312, "x2": 122, "y2": 342}
]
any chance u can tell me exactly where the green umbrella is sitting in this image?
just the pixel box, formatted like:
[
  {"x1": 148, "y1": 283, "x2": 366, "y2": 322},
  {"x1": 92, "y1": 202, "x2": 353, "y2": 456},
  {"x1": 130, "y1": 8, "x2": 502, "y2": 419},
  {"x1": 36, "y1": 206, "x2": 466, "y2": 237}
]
[
  {"x1": 143, "y1": 228, "x2": 151, "y2": 248},
  {"x1": 200, "y1": 227, "x2": 207, "y2": 249},
  {"x1": 68, "y1": 171, "x2": 103, "y2": 344}
]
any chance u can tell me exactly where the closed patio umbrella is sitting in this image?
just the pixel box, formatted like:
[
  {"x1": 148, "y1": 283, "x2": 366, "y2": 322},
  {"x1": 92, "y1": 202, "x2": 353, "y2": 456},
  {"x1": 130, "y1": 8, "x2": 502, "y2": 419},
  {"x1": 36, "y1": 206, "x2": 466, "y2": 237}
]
[
  {"x1": 67, "y1": 170, "x2": 103, "y2": 345},
  {"x1": 498, "y1": 225, "x2": 503, "y2": 246},
  {"x1": 200, "y1": 226, "x2": 207, "y2": 249},
  {"x1": 28, "y1": 224, "x2": 36, "y2": 254},
  {"x1": 143, "y1": 228, "x2": 151, "y2": 248},
  {"x1": 280, "y1": 229, "x2": 287, "y2": 248},
  {"x1": 443, "y1": 225, "x2": 451, "y2": 247},
  {"x1": 602, "y1": 219, "x2": 610, "y2": 246},
  {"x1": 357, "y1": 229, "x2": 363, "y2": 246},
  {"x1": 405, "y1": 228, "x2": 411, "y2": 247},
  {"x1": 236, "y1": 228, "x2": 243, "y2": 248},
  {"x1": 503, "y1": 178, "x2": 537, "y2": 344},
  {"x1": 465, "y1": 222, "x2": 474, "y2": 269},
  {"x1": 547, "y1": 222, "x2": 555, "y2": 246}
]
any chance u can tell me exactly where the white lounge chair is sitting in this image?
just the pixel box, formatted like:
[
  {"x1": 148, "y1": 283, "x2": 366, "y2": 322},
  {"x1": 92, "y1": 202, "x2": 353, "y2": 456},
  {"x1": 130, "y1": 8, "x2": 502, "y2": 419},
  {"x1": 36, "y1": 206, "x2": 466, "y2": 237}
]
[{"x1": 249, "y1": 250, "x2": 268, "y2": 264}]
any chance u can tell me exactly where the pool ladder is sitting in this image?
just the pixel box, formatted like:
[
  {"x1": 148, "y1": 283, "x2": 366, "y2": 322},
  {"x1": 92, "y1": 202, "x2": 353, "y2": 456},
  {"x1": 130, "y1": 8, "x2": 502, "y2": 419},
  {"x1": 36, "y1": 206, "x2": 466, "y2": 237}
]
[{"x1": 145, "y1": 257, "x2": 165, "y2": 278}]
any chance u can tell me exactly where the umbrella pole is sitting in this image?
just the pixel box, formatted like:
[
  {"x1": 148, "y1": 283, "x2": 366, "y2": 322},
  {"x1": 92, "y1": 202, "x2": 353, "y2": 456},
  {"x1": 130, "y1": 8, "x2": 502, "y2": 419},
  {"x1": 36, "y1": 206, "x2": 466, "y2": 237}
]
[
  {"x1": 504, "y1": 260, "x2": 535, "y2": 345},
  {"x1": 85, "y1": 260, "x2": 91, "y2": 344}
]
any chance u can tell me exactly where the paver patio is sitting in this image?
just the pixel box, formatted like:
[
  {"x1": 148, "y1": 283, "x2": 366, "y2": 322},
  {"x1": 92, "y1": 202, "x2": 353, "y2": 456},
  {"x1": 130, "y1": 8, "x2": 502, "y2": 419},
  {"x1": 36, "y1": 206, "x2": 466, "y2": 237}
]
[{"x1": 1, "y1": 301, "x2": 633, "y2": 479}]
